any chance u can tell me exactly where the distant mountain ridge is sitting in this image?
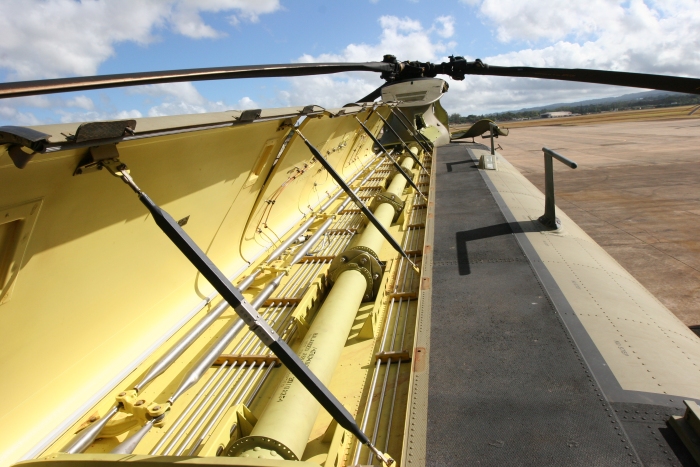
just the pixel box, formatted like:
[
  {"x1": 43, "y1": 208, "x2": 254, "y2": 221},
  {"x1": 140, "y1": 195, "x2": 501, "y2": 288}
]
[{"x1": 512, "y1": 90, "x2": 687, "y2": 113}]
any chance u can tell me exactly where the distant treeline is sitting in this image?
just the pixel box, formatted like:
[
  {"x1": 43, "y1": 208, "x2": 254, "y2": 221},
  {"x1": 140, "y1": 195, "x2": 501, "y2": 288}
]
[{"x1": 448, "y1": 93, "x2": 700, "y2": 124}]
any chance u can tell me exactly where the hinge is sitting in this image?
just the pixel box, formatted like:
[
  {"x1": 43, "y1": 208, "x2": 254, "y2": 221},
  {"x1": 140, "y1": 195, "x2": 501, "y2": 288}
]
[{"x1": 73, "y1": 144, "x2": 120, "y2": 176}]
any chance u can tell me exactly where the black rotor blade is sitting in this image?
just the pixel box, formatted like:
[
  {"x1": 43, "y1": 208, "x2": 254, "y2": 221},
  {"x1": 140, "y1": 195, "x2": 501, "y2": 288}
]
[
  {"x1": 416, "y1": 57, "x2": 700, "y2": 95},
  {"x1": 0, "y1": 62, "x2": 394, "y2": 99},
  {"x1": 468, "y1": 65, "x2": 700, "y2": 95}
]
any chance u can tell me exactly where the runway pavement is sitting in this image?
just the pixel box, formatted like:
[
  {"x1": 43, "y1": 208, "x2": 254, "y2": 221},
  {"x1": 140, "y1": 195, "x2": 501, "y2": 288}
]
[{"x1": 495, "y1": 118, "x2": 700, "y2": 327}]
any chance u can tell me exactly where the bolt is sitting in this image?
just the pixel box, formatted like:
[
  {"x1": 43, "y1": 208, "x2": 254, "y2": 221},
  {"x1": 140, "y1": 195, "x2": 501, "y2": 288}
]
[
  {"x1": 374, "y1": 273, "x2": 380, "y2": 279},
  {"x1": 340, "y1": 256, "x2": 347, "y2": 263},
  {"x1": 134, "y1": 399, "x2": 145, "y2": 407},
  {"x1": 88, "y1": 415, "x2": 99, "y2": 422},
  {"x1": 152, "y1": 405, "x2": 161, "y2": 411},
  {"x1": 118, "y1": 392, "x2": 126, "y2": 397}
]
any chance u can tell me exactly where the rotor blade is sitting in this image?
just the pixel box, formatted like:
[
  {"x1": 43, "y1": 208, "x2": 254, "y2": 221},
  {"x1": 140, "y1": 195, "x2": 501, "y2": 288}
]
[
  {"x1": 0, "y1": 62, "x2": 394, "y2": 99},
  {"x1": 452, "y1": 62, "x2": 700, "y2": 95},
  {"x1": 386, "y1": 57, "x2": 700, "y2": 94}
]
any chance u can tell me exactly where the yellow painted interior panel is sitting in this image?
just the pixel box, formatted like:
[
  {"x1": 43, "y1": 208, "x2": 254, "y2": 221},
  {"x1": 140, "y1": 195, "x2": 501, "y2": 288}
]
[
  {"x1": 0, "y1": 105, "x2": 428, "y2": 467},
  {"x1": 0, "y1": 118, "x2": 292, "y2": 465}
]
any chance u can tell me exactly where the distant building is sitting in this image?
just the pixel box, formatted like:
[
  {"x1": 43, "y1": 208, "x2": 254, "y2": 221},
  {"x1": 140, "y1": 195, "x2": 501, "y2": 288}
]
[{"x1": 540, "y1": 111, "x2": 573, "y2": 118}]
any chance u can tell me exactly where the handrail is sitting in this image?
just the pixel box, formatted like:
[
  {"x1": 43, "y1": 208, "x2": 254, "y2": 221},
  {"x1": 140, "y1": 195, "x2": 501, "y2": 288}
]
[
  {"x1": 538, "y1": 147, "x2": 578, "y2": 229},
  {"x1": 542, "y1": 147, "x2": 578, "y2": 169}
]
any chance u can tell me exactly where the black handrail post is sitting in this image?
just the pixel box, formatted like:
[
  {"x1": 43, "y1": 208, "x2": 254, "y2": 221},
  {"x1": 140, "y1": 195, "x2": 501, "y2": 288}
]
[{"x1": 538, "y1": 147, "x2": 578, "y2": 230}]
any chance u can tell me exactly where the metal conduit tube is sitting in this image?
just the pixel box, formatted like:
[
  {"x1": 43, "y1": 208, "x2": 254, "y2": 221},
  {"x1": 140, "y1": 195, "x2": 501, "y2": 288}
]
[
  {"x1": 165, "y1": 157, "x2": 381, "y2": 406},
  {"x1": 149, "y1": 364, "x2": 228, "y2": 454},
  {"x1": 170, "y1": 229, "x2": 358, "y2": 455},
  {"x1": 161, "y1": 363, "x2": 244, "y2": 455},
  {"x1": 156, "y1": 164, "x2": 374, "y2": 456},
  {"x1": 151, "y1": 184, "x2": 370, "y2": 455},
  {"x1": 232, "y1": 156, "x2": 415, "y2": 460},
  {"x1": 65, "y1": 155, "x2": 382, "y2": 454},
  {"x1": 237, "y1": 154, "x2": 379, "y2": 291}
]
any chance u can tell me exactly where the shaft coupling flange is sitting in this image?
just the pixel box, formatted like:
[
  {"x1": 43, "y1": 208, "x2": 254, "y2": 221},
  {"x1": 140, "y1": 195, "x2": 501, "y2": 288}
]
[
  {"x1": 328, "y1": 246, "x2": 384, "y2": 301},
  {"x1": 370, "y1": 190, "x2": 405, "y2": 222},
  {"x1": 224, "y1": 435, "x2": 298, "y2": 460}
]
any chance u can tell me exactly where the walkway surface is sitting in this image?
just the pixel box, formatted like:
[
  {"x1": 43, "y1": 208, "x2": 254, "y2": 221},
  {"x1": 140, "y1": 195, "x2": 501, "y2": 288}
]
[{"x1": 425, "y1": 142, "x2": 694, "y2": 466}]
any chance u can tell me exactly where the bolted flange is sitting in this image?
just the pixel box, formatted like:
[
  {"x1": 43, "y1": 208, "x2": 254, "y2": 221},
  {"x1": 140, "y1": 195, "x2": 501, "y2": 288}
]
[
  {"x1": 328, "y1": 246, "x2": 384, "y2": 301},
  {"x1": 370, "y1": 191, "x2": 405, "y2": 222},
  {"x1": 224, "y1": 435, "x2": 298, "y2": 461}
]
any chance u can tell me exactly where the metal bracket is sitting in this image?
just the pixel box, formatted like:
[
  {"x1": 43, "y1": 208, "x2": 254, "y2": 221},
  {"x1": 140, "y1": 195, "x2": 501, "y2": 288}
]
[
  {"x1": 277, "y1": 118, "x2": 294, "y2": 131},
  {"x1": 328, "y1": 246, "x2": 384, "y2": 301},
  {"x1": 73, "y1": 144, "x2": 120, "y2": 175},
  {"x1": 0, "y1": 126, "x2": 51, "y2": 168},
  {"x1": 370, "y1": 191, "x2": 405, "y2": 222},
  {"x1": 259, "y1": 264, "x2": 292, "y2": 274}
]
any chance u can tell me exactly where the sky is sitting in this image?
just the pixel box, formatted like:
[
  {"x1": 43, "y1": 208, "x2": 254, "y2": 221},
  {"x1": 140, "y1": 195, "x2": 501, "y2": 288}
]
[{"x1": 1, "y1": 0, "x2": 699, "y2": 126}]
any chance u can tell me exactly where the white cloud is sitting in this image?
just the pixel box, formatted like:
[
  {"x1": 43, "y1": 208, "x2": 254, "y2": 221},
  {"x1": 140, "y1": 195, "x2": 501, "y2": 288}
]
[
  {"x1": 466, "y1": 0, "x2": 700, "y2": 76},
  {"x1": 129, "y1": 81, "x2": 258, "y2": 116},
  {"x1": 432, "y1": 16, "x2": 455, "y2": 38},
  {"x1": 133, "y1": 82, "x2": 208, "y2": 107},
  {"x1": 282, "y1": 2, "x2": 700, "y2": 115},
  {"x1": 279, "y1": 75, "x2": 382, "y2": 109},
  {"x1": 441, "y1": 0, "x2": 700, "y2": 114},
  {"x1": 297, "y1": 15, "x2": 454, "y2": 64},
  {"x1": 66, "y1": 96, "x2": 95, "y2": 111},
  {"x1": 53, "y1": 108, "x2": 143, "y2": 124},
  {"x1": 0, "y1": 105, "x2": 42, "y2": 126},
  {"x1": 0, "y1": 0, "x2": 281, "y2": 80},
  {"x1": 478, "y1": 0, "x2": 626, "y2": 43},
  {"x1": 236, "y1": 97, "x2": 260, "y2": 110},
  {"x1": 284, "y1": 15, "x2": 457, "y2": 109},
  {"x1": 136, "y1": 82, "x2": 230, "y2": 116}
]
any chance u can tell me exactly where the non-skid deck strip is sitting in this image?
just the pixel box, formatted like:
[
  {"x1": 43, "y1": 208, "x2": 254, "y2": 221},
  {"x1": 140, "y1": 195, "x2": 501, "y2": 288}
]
[{"x1": 426, "y1": 142, "x2": 640, "y2": 465}]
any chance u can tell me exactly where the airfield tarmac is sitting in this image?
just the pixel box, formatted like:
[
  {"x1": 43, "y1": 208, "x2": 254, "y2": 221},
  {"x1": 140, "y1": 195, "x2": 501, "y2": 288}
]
[{"x1": 489, "y1": 115, "x2": 700, "y2": 327}]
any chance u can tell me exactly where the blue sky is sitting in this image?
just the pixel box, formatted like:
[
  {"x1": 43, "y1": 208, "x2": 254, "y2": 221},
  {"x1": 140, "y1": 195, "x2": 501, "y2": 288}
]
[{"x1": 1, "y1": 0, "x2": 699, "y2": 125}]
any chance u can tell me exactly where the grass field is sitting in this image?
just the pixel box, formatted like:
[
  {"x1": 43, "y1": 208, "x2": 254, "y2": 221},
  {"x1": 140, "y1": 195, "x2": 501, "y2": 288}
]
[{"x1": 450, "y1": 104, "x2": 700, "y2": 132}]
